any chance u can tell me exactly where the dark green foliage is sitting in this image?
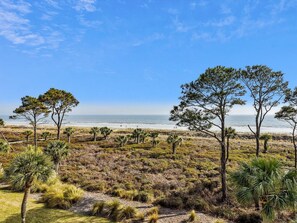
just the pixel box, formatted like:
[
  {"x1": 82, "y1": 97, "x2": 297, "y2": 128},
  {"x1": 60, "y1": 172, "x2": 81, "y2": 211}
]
[
  {"x1": 63, "y1": 127, "x2": 75, "y2": 143},
  {"x1": 166, "y1": 134, "x2": 182, "y2": 154},
  {"x1": 44, "y1": 141, "x2": 69, "y2": 173},
  {"x1": 89, "y1": 127, "x2": 100, "y2": 141},
  {"x1": 231, "y1": 158, "x2": 297, "y2": 220},
  {"x1": 259, "y1": 134, "x2": 272, "y2": 153},
  {"x1": 114, "y1": 135, "x2": 128, "y2": 147},
  {"x1": 100, "y1": 127, "x2": 113, "y2": 140},
  {"x1": 23, "y1": 130, "x2": 33, "y2": 142},
  {"x1": 41, "y1": 131, "x2": 51, "y2": 141}
]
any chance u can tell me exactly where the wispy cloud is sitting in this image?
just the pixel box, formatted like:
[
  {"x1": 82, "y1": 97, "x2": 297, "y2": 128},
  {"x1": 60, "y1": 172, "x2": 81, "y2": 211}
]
[
  {"x1": 0, "y1": 0, "x2": 45, "y2": 46},
  {"x1": 74, "y1": 0, "x2": 97, "y2": 12},
  {"x1": 132, "y1": 33, "x2": 165, "y2": 47}
]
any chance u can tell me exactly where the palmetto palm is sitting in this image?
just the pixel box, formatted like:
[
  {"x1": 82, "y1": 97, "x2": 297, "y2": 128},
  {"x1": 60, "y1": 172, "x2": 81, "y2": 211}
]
[
  {"x1": 6, "y1": 149, "x2": 53, "y2": 223},
  {"x1": 167, "y1": 134, "x2": 182, "y2": 154},
  {"x1": 132, "y1": 128, "x2": 143, "y2": 144},
  {"x1": 41, "y1": 131, "x2": 51, "y2": 141},
  {"x1": 44, "y1": 140, "x2": 69, "y2": 173},
  {"x1": 150, "y1": 132, "x2": 159, "y2": 147},
  {"x1": 63, "y1": 127, "x2": 74, "y2": 143},
  {"x1": 115, "y1": 135, "x2": 128, "y2": 147},
  {"x1": 231, "y1": 158, "x2": 297, "y2": 220},
  {"x1": 90, "y1": 127, "x2": 100, "y2": 141},
  {"x1": 23, "y1": 130, "x2": 33, "y2": 142},
  {"x1": 260, "y1": 134, "x2": 272, "y2": 153},
  {"x1": 100, "y1": 127, "x2": 112, "y2": 140}
]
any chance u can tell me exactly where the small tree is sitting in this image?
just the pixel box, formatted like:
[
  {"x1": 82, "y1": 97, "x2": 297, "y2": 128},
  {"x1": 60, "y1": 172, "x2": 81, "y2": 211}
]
[
  {"x1": 44, "y1": 141, "x2": 69, "y2": 173},
  {"x1": 5, "y1": 149, "x2": 53, "y2": 223},
  {"x1": 139, "y1": 131, "x2": 149, "y2": 143},
  {"x1": 23, "y1": 130, "x2": 33, "y2": 142},
  {"x1": 40, "y1": 88, "x2": 79, "y2": 140},
  {"x1": 260, "y1": 134, "x2": 272, "y2": 153},
  {"x1": 166, "y1": 134, "x2": 182, "y2": 154},
  {"x1": 275, "y1": 87, "x2": 297, "y2": 168},
  {"x1": 240, "y1": 65, "x2": 288, "y2": 157},
  {"x1": 132, "y1": 128, "x2": 143, "y2": 144},
  {"x1": 150, "y1": 132, "x2": 159, "y2": 147},
  {"x1": 10, "y1": 96, "x2": 49, "y2": 148},
  {"x1": 231, "y1": 158, "x2": 297, "y2": 220},
  {"x1": 41, "y1": 132, "x2": 51, "y2": 141},
  {"x1": 90, "y1": 127, "x2": 100, "y2": 141},
  {"x1": 225, "y1": 127, "x2": 237, "y2": 162},
  {"x1": 0, "y1": 139, "x2": 10, "y2": 153},
  {"x1": 115, "y1": 135, "x2": 128, "y2": 147},
  {"x1": 63, "y1": 127, "x2": 74, "y2": 143},
  {"x1": 100, "y1": 127, "x2": 112, "y2": 140},
  {"x1": 0, "y1": 118, "x2": 6, "y2": 141},
  {"x1": 171, "y1": 66, "x2": 246, "y2": 201}
]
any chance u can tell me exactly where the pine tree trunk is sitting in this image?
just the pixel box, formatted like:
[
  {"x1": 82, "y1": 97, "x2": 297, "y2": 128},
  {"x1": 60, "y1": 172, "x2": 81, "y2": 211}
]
[
  {"x1": 33, "y1": 124, "x2": 37, "y2": 149},
  {"x1": 57, "y1": 126, "x2": 61, "y2": 140},
  {"x1": 21, "y1": 186, "x2": 31, "y2": 223}
]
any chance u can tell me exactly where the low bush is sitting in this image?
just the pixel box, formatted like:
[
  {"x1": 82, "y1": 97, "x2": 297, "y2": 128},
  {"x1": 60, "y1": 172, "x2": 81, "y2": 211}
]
[
  {"x1": 188, "y1": 210, "x2": 196, "y2": 222},
  {"x1": 92, "y1": 200, "x2": 138, "y2": 221},
  {"x1": 235, "y1": 212, "x2": 263, "y2": 223},
  {"x1": 147, "y1": 213, "x2": 159, "y2": 223},
  {"x1": 41, "y1": 182, "x2": 83, "y2": 209}
]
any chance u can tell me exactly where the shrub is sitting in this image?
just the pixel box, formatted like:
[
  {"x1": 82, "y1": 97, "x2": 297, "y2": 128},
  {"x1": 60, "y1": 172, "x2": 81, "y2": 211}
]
[
  {"x1": 41, "y1": 183, "x2": 83, "y2": 209},
  {"x1": 134, "y1": 191, "x2": 153, "y2": 202},
  {"x1": 148, "y1": 213, "x2": 159, "y2": 223},
  {"x1": 146, "y1": 206, "x2": 159, "y2": 216},
  {"x1": 235, "y1": 212, "x2": 263, "y2": 223},
  {"x1": 92, "y1": 201, "x2": 105, "y2": 216},
  {"x1": 157, "y1": 196, "x2": 183, "y2": 208},
  {"x1": 188, "y1": 210, "x2": 196, "y2": 222},
  {"x1": 104, "y1": 200, "x2": 123, "y2": 221},
  {"x1": 119, "y1": 206, "x2": 137, "y2": 220}
]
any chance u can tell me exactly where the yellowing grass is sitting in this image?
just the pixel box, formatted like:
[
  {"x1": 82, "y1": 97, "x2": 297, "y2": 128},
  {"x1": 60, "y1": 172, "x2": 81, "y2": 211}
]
[{"x1": 0, "y1": 189, "x2": 111, "y2": 223}]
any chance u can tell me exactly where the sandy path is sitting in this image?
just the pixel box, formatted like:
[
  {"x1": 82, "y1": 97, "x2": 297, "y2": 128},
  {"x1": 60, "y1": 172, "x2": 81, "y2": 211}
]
[{"x1": 70, "y1": 191, "x2": 220, "y2": 223}]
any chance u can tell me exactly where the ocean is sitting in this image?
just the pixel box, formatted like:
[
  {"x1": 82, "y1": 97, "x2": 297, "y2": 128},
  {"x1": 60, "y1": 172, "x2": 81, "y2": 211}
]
[{"x1": 0, "y1": 115, "x2": 292, "y2": 133}]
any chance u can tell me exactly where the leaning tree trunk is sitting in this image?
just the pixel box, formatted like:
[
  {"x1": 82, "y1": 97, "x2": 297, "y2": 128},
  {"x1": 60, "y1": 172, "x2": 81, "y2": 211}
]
[{"x1": 21, "y1": 186, "x2": 31, "y2": 223}]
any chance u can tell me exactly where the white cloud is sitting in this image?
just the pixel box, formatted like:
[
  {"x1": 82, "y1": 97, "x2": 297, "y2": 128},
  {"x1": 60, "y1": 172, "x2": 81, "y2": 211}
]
[{"x1": 74, "y1": 0, "x2": 97, "y2": 12}]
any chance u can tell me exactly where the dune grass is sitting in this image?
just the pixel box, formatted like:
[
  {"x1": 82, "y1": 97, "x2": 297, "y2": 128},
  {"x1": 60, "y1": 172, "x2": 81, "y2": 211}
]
[{"x1": 0, "y1": 189, "x2": 111, "y2": 223}]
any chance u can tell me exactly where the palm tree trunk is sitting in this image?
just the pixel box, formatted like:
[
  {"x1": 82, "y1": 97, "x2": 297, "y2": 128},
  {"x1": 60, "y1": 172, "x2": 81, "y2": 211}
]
[
  {"x1": 21, "y1": 186, "x2": 31, "y2": 223},
  {"x1": 94, "y1": 134, "x2": 96, "y2": 142},
  {"x1": 263, "y1": 140, "x2": 268, "y2": 153},
  {"x1": 172, "y1": 144, "x2": 176, "y2": 154},
  {"x1": 68, "y1": 136, "x2": 70, "y2": 143}
]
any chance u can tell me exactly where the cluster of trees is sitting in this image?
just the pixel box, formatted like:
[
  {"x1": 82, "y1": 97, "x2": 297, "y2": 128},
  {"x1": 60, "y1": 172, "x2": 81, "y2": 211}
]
[
  {"x1": 10, "y1": 88, "x2": 79, "y2": 148},
  {"x1": 170, "y1": 65, "x2": 295, "y2": 203}
]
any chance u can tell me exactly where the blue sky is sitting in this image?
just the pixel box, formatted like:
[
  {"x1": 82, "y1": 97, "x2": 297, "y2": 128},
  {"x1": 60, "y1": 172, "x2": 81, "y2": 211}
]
[{"x1": 0, "y1": 0, "x2": 297, "y2": 115}]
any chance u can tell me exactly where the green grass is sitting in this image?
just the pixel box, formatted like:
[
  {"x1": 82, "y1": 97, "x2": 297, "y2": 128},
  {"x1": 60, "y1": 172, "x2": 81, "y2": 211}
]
[{"x1": 0, "y1": 189, "x2": 111, "y2": 223}]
